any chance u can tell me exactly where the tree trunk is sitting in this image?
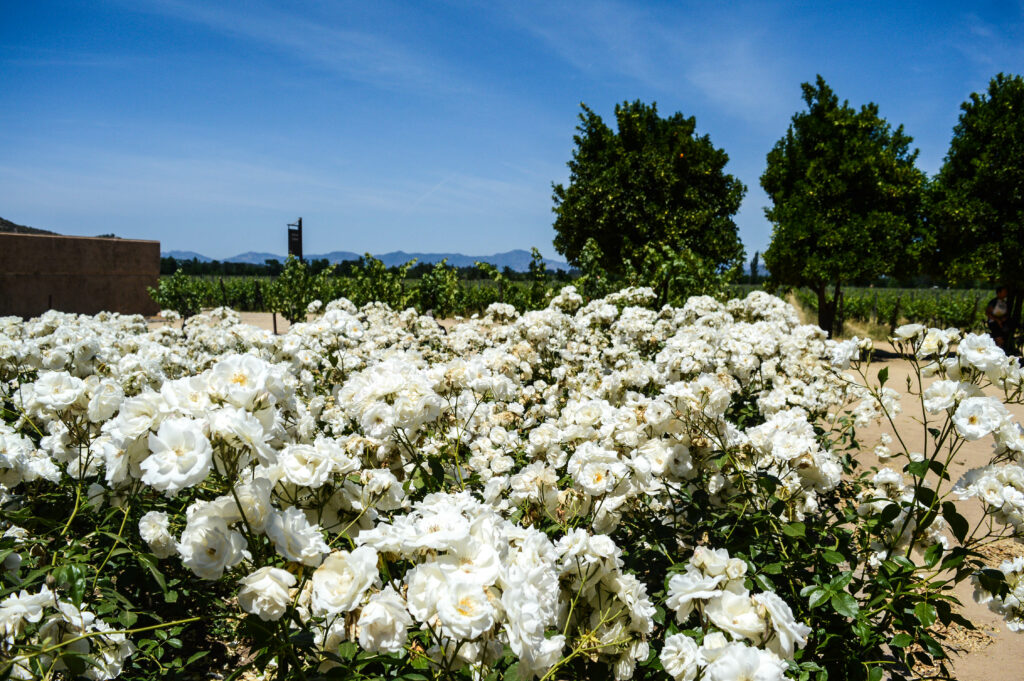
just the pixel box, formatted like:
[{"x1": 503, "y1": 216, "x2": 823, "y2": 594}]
[
  {"x1": 834, "y1": 283, "x2": 845, "y2": 337},
  {"x1": 816, "y1": 285, "x2": 837, "y2": 338},
  {"x1": 1007, "y1": 288, "x2": 1023, "y2": 356}
]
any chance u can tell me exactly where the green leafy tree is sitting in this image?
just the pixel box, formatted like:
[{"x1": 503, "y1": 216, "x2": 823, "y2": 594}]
[
  {"x1": 416, "y1": 259, "x2": 462, "y2": 317},
  {"x1": 552, "y1": 101, "x2": 746, "y2": 280},
  {"x1": 762, "y1": 76, "x2": 927, "y2": 337},
  {"x1": 348, "y1": 254, "x2": 416, "y2": 310},
  {"x1": 526, "y1": 247, "x2": 552, "y2": 309},
  {"x1": 626, "y1": 242, "x2": 735, "y2": 305},
  {"x1": 750, "y1": 250, "x2": 760, "y2": 284},
  {"x1": 267, "y1": 255, "x2": 338, "y2": 324},
  {"x1": 573, "y1": 238, "x2": 615, "y2": 301},
  {"x1": 929, "y1": 72, "x2": 1024, "y2": 350},
  {"x1": 147, "y1": 269, "x2": 204, "y2": 318}
]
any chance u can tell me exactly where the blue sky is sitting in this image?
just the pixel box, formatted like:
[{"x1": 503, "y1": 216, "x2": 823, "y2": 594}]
[{"x1": 2, "y1": 1, "x2": 1023, "y2": 261}]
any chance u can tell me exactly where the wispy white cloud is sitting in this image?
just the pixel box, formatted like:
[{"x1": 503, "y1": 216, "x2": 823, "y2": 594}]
[
  {"x1": 0, "y1": 142, "x2": 553, "y2": 255},
  {"x1": 950, "y1": 11, "x2": 1024, "y2": 77},
  {"x1": 124, "y1": 0, "x2": 469, "y2": 94},
  {"x1": 501, "y1": 0, "x2": 795, "y2": 129},
  {"x1": 400, "y1": 171, "x2": 546, "y2": 216},
  {"x1": 0, "y1": 49, "x2": 143, "y2": 69}
]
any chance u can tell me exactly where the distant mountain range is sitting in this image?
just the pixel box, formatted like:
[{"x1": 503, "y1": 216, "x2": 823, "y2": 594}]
[
  {"x1": 2, "y1": 215, "x2": 571, "y2": 272},
  {"x1": 163, "y1": 249, "x2": 572, "y2": 273}
]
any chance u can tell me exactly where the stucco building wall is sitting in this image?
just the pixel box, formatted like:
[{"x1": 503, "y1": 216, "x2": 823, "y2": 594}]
[{"x1": 0, "y1": 233, "x2": 160, "y2": 318}]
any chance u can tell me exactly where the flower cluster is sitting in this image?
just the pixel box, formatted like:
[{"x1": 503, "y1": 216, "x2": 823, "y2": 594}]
[
  {"x1": 660, "y1": 548, "x2": 810, "y2": 681},
  {"x1": 0, "y1": 585, "x2": 134, "y2": 680},
  {"x1": 973, "y1": 557, "x2": 1024, "y2": 631},
  {"x1": 3, "y1": 288, "x2": 1024, "y2": 679}
]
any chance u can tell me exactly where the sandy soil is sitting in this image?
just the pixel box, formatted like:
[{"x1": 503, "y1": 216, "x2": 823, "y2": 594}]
[{"x1": 147, "y1": 312, "x2": 1023, "y2": 678}]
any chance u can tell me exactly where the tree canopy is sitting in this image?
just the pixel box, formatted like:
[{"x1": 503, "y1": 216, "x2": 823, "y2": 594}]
[
  {"x1": 929, "y1": 73, "x2": 1024, "y2": 349},
  {"x1": 551, "y1": 101, "x2": 746, "y2": 279},
  {"x1": 761, "y1": 75, "x2": 927, "y2": 336}
]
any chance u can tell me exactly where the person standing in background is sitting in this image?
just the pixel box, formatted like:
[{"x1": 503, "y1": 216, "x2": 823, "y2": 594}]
[{"x1": 986, "y1": 285, "x2": 1010, "y2": 348}]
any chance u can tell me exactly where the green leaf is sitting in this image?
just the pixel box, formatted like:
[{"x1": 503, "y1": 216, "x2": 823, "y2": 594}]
[
  {"x1": 914, "y1": 485, "x2": 937, "y2": 507},
  {"x1": 136, "y1": 553, "x2": 167, "y2": 592},
  {"x1": 923, "y1": 543, "x2": 943, "y2": 569},
  {"x1": 868, "y1": 667, "x2": 884, "y2": 681},
  {"x1": 878, "y1": 366, "x2": 889, "y2": 385},
  {"x1": 905, "y1": 460, "x2": 929, "y2": 478},
  {"x1": 753, "y1": 573, "x2": 776, "y2": 592},
  {"x1": 880, "y1": 503, "x2": 901, "y2": 524},
  {"x1": 782, "y1": 522, "x2": 806, "y2": 538},
  {"x1": 808, "y1": 588, "x2": 830, "y2": 609},
  {"x1": 928, "y1": 458, "x2": 950, "y2": 480},
  {"x1": 915, "y1": 602, "x2": 937, "y2": 628},
  {"x1": 891, "y1": 633, "x2": 913, "y2": 647},
  {"x1": 822, "y1": 550, "x2": 845, "y2": 565},
  {"x1": 920, "y1": 632, "x2": 944, "y2": 658},
  {"x1": 943, "y1": 502, "x2": 970, "y2": 543},
  {"x1": 829, "y1": 571, "x2": 854, "y2": 590},
  {"x1": 831, "y1": 591, "x2": 859, "y2": 618}
]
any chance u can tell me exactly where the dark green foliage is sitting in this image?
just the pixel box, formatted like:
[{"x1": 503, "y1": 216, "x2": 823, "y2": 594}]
[
  {"x1": 929, "y1": 72, "x2": 1024, "y2": 349},
  {"x1": 762, "y1": 76, "x2": 927, "y2": 337},
  {"x1": 552, "y1": 101, "x2": 746, "y2": 277}
]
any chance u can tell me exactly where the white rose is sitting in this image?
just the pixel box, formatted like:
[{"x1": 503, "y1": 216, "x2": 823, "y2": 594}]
[
  {"x1": 753, "y1": 591, "x2": 811, "y2": 659},
  {"x1": 660, "y1": 633, "x2": 701, "y2": 681},
  {"x1": 33, "y1": 371, "x2": 86, "y2": 412},
  {"x1": 953, "y1": 396, "x2": 1010, "y2": 441},
  {"x1": 359, "y1": 469, "x2": 406, "y2": 511},
  {"x1": 959, "y1": 333, "x2": 1005, "y2": 372},
  {"x1": 209, "y1": 355, "x2": 270, "y2": 409},
  {"x1": 231, "y1": 478, "x2": 273, "y2": 532},
  {"x1": 436, "y1": 578, "x2": 496, "y2": 640},
  {"x1": 437, "y1": 542, "x2": 501, "y2": 587},
  {"x1": 704, "y1": 644, "x2": 786, "y2": 681},
  {"x1": 405, "y1": 562, "x2": 447, "y2": 622},
  {"x1": 567, "y1": 442, "x2": 627, "y2": 496},
  {"x1": 411, "y1": 509, "x2": 472, "y2": 552},
  {"x1": 690, "y1": 546, "x2": 731, "y2": 576},
  {"x1": 704, "y1": 590, "x2": 765, "y2": 643},
  {"x1": 87, "y1": 380, "x2": 124, "y2": 423},
  {"x1": 698, "y1": 631, "x2": 729, "y2": 663},
  {"x1": 666, "y1": 567, "x2": 723, "y2": 621},
  {"x1": 923, "y1": 380, "x2": 958, "y2": 413},
  {"x1": 237, "y1": 567, "x2": 296, "y2": 621},
  {"x1": 356, "y1": 586, "x2": 413, "y2": 653},
  {"x1": 141, "y1": 417, "x2": 213, "y2": 496},
  {"x1": 138, "y1": 511, "x2": 175, "y2": 559},
  {"x1": 360, "y1": 401, "x2": 396, "y2": 440},
  {"x1": 265, "y1": 507, "x2": 330, "y2": 567},
  {"x1": 178, "y1": 511, "x2": 249, "y2": 580},
  {"x1": 311, "y1": 546, "x2": 379, "y2": 616},
  {"x1": 280, "y1": 444, "x2": 333, "y2": 488},
  {"x1": 893, "y1": 324, "x2": 925, "y2": 341}
]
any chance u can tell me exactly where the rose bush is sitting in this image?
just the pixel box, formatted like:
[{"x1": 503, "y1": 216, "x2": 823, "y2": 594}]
[{"x1": 1, "y1": 288, "x2": 1023, "y2": 680}]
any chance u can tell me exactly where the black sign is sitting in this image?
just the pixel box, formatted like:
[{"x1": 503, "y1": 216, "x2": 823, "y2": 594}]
[{"x1": 287, "y1": 218, "x2": 303, "y2": 261}]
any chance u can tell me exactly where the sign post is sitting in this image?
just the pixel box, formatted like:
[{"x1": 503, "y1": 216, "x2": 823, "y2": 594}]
[{"x1": 287, "y1": 218, "x2": 303, "y2": 262}]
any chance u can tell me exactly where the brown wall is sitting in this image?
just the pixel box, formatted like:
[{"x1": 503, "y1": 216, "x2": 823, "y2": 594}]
[{"x1": 0, "y1": 233, "x2": 160, "y2": 318}]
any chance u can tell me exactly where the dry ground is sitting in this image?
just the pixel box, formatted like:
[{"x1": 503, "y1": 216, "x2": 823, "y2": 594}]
[{"x1": 148, "y1": 312, "x2": 1024, "y2": 679}]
